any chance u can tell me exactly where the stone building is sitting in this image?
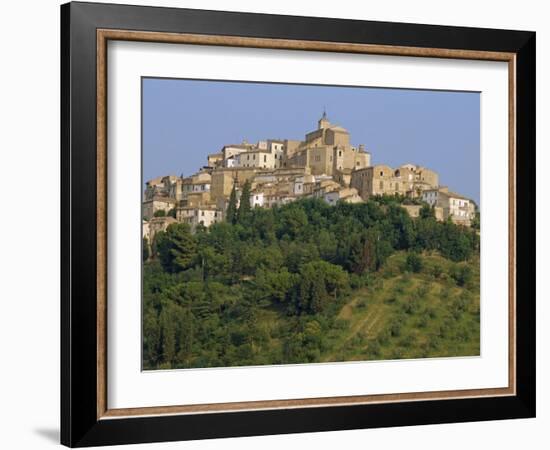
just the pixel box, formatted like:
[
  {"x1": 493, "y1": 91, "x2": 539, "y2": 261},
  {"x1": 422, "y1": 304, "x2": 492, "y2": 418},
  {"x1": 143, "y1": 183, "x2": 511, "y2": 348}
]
[
  {"x1": 285, "y1": 112, "x2": 371, "y2": 176},
  {"x1": 267, "y1": 140, "x2": 285, "y2": 168},
  {"x1": 177, "y1": 205, "x2": 223, "y2": 229},
  {"x1": 207, "y1": 152, "x2": 223, "y2": 168},
  {"x1": 350, "y1": 164, "x2": 439, "y2": 200},
  {"x1": 250, "y1": 190, "x2": 265, "y2": 208},
  {"x1": 142, "y1": 216, "x2": 177, "y2": 246},
  {"x1": 401, "y1": 204, "x2": 422, "y2": 218},
  {"x1": 142, "y1": 196, "x2": 176, "y2": 220},
  {"x1": 323, "y1": 187, "x2": 363, "y2": 205},
  {"x1": 209, "y1": 168, "x2": 260, "y2": 202},
  {"x1": 238, "y1": 149, "x2": 276, "y2": 169},
  {"x1": 183, "y1": 191, "x2": 211, "y2": 208},
  {"x1": 170, "y1": 171, "x2": 212, "y2": 201},
  {"x1": 141, "y1": 112, "x2": 480, "y2": 230},
  {"x1": 142, "y1": 220, "x2": 150, "y2": 239},
  {"x1": 421, "y1": 187, "x2": 475, "y2": 226},
  {"x1": 144, "y1": 176, "x2": 168, "y2": 200}
]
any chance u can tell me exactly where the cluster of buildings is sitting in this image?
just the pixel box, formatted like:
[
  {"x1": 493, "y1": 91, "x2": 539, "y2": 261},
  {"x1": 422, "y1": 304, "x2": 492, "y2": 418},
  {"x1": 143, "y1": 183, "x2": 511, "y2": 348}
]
[{"x1": 143, "y1": 112, "x2": 476, "y2": 243}]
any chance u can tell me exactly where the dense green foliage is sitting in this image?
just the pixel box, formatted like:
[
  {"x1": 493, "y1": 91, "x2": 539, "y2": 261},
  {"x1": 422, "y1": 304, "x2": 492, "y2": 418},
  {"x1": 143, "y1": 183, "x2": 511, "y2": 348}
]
[
  {"x1": 236, "y1": 180, "x2": 252, "y2": 223},
  {"x1": 143, "y1": 196, "x2": 480, "y2": 369},
  {"x1": 226, "y1": 184, "x2": 238, "y2": 225},
  {"x1": 142, "y1": 237, "x2": 149, "y2": 262}
]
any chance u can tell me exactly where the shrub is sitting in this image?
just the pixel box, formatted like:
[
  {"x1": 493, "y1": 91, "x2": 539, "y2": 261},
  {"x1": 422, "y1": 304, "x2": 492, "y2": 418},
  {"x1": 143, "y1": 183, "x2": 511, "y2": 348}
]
[
  {"x1": 405, "y1": 252, "x2": 423, "y2": 273},
  {"x1": 426, "y1": 307, "x2": 437, "y2": 319},
  {"x1": 417, "y1": 316, "x2": 429, "y2": 328},
  {"x1": 431, "y1": 264, "x2": 443, "y2": 279},
  {"x1": 390, "y1": 322, "x2": 402, "y2": 337},
  {"x1": 451, "y1": 265, "x2": 473, "y2": 287},
  {"x1": 377, "y1": 329, "x2": 391, "y2": 345},
  {"x1": 367, "y1": 340, "x2": 381, "y2": 357}
]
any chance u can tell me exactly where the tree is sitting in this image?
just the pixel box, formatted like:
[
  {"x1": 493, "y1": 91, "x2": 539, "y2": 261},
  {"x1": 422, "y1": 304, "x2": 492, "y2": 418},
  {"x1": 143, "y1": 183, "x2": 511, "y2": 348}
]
[
  {"x1": 142, "y1": 236, "x2": 150, "y2": 262},
  {"x1": 405, "y1": 252, "x2": 423, "y2": 273},
  {"x1": 297, "y1": 261, "x2": 348, "y2": 314},
  {"x1": 153, "y1": 209, "x2": 166, "y2": 217},
  {"x1": 472, "y1": 212, "x2": 480, "y2": 230},
  {"x1": 157, "y1": 223, "x2": 197, "y2": 273},
  {"x1": 197, "y1": 245, "x2": 229, "y2": 281},
  {"x1": 143, "y1": 307, "x2": 160, "y2": 367},
  {"x1": 277, "y1": 206, "x2": 308, "y2": 239},
  {"x1": 451, "y1": 264, "x2": 473, "y2": 287},
  {"x1": 236, "y1": 180, "x2": 252, "y2": 224},
  {"x1": 420, "y1": 204, "x2": 434, "y2": 219},
  {"x1": 159, "y1": 307, "x2": 176, "y2": 363},
  {"x1": 226, "y1": 183, "x2": 238, "y2": 224},
  {"x1": 254, "y1": 268, "x2": 296, "y2": 304}
]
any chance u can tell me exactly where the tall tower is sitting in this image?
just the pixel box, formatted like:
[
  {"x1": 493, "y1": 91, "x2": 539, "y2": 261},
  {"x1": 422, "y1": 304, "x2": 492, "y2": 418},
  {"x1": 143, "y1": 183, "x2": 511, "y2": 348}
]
[{"x1": 318, "y1": 109, "x2": 330, "y2": 129}]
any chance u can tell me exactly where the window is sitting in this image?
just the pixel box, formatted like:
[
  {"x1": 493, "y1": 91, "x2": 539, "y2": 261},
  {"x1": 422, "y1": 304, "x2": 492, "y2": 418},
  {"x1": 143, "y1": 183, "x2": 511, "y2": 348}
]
[
  {"x1": 247, "y1": 155, "x2": 250, "y2": 160},
  {"x1": 201, "y1": 211, "x2": 205, "y2": 216},
  {"x1": 338, "y1": 150, "x2": 342, "y2": 157},
  {"x1": 380, "y1": 171, "x2": 384, "y2": 176},
  {"x1": 356, "y1": 161, "x2": 360, "y2": 166},
  {"x1": 264, "y1": 155, "x2": 267, "y2": 162}
]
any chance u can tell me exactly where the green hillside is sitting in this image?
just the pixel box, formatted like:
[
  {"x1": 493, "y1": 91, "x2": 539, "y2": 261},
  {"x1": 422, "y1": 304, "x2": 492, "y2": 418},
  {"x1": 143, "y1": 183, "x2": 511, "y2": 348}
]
[
  {"x1": 142, "y1": 196, "x2": 480, "y2": 370},
  {"x1": 319, "y1": 252, "x2": 480, "y2": 362}
]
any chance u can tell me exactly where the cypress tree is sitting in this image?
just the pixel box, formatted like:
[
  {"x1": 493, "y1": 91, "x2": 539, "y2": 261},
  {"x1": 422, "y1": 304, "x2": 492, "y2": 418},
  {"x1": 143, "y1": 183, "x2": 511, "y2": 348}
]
[
  {"x1": 237, "y1": 180, "x2": 252, "y2": 223},
  {"x1": 226, "y1": 183, "x2": 238, "y2": 224}
]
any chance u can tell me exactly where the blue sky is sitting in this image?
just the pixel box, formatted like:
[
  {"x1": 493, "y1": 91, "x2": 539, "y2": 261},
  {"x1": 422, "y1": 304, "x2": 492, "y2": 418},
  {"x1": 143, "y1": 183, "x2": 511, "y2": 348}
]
[{"x1": 143, "y1": 78, "x2": 480, "y2": 204}]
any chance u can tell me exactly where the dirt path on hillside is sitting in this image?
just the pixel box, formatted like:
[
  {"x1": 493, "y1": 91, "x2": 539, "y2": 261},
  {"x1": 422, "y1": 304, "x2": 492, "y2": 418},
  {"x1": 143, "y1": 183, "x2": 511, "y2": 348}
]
[{"x1": 323, "y1": 301, "x2": 385, "y2": 362}]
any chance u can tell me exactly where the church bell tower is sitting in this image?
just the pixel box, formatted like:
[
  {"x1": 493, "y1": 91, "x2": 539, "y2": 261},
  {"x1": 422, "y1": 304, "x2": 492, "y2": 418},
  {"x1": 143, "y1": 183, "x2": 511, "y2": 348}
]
[{"x1": 318, "y1": 109, "x2": 330, "y2": 129}]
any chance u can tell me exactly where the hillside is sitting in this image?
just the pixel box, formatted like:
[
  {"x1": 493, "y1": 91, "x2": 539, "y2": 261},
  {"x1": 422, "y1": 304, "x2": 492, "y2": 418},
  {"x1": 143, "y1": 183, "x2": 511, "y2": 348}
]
[
  {"x1": 319, "y1": 252, "x2": 480, "y2": 362},
  {"x1": 142, "y1": 197, "x2": 480, "y2": 370}
]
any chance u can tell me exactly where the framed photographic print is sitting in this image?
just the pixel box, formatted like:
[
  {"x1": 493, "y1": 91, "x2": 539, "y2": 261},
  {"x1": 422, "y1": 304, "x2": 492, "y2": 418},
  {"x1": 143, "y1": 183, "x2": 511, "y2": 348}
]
[{"x1": 60, "y1": 2, "x2": 536, "y2": 447}]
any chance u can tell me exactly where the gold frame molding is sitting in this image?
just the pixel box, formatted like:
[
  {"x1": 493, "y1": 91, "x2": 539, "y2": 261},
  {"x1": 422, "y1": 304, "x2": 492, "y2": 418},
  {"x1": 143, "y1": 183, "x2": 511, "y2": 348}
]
[{"x1": 96, "y1": 29, "x2": 516, "y2": 420}]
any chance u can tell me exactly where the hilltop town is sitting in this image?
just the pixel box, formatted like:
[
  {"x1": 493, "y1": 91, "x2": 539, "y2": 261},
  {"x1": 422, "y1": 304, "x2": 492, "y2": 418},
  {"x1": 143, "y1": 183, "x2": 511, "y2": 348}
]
[
  {"x1": 142, "y1": 112, "x2": 481, "y2": 370},
  {"x1": 143, "y1": 112, "x2": 476, "y2": 242}
]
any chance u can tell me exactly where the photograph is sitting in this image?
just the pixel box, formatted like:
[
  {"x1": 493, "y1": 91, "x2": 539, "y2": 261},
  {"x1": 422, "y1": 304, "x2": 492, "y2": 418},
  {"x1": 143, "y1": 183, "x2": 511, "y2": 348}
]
[
  {"x1": 53, "y1": 1, "x2": 537, "y2": 446},
  {"x1": 141, "y1": 78, "x2": 481, "y2": 370}
]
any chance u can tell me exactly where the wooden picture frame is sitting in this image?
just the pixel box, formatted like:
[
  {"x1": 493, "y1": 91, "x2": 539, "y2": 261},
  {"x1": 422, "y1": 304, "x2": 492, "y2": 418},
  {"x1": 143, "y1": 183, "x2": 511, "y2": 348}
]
[{"x1": 61, "y1": 2, "x2": 535, "y2": 447}]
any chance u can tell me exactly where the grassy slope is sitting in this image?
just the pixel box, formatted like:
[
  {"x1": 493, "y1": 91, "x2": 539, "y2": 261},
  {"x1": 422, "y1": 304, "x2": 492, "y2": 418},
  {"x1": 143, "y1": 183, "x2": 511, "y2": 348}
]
[{"x1": 256, "y1": 251, "x2": 480, "y2": 363}]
